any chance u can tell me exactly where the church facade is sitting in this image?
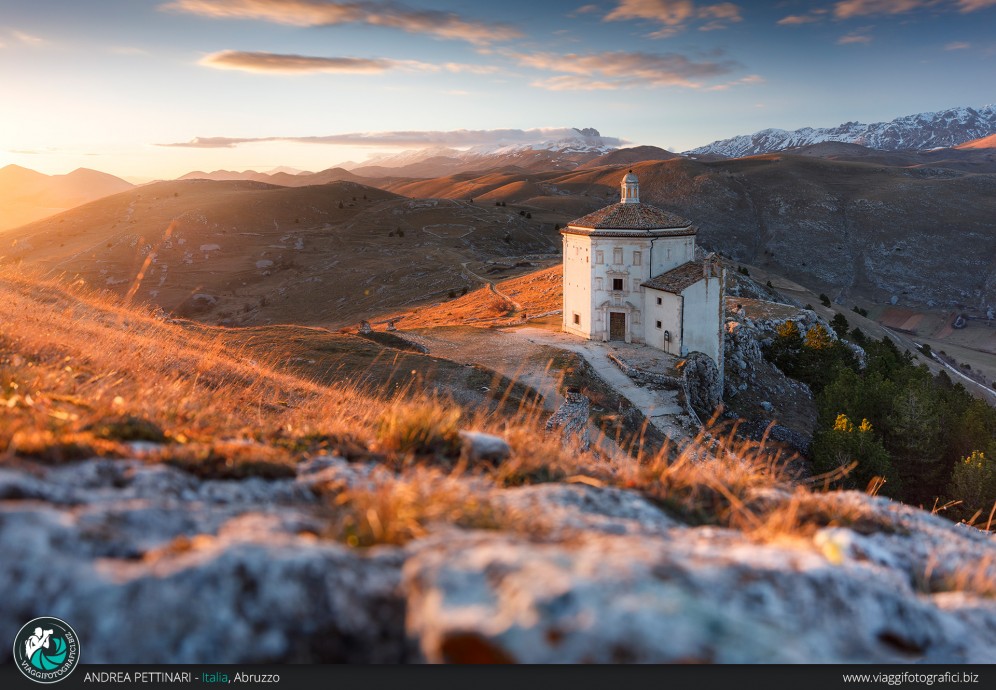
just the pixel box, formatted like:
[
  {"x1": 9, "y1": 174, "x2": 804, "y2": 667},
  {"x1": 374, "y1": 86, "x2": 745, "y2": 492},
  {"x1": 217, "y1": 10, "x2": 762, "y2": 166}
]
[{"x1": 561, "y1": 171, "x2": 725, "y2": 368}]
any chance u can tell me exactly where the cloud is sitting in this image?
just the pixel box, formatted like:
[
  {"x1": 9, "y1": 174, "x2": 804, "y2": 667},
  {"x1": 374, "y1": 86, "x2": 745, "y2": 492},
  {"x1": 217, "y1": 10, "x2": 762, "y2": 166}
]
[
  {"x1": 572, "y1": 3, "x2": 601, "y2": 14},
  {"x1": 955, "y1": 0, "x2": 996, "y2": 9},
  {"x1": 833, "y1": 0, "x2": 932, "y2": 17},
  {"x1": 161, "y1": 0, "x2": 520, "y2": 45},
  {"x1": 201, "y1": 51, "x2": 394, "y2": 73},
  {"x1": 944, "y1": 40, "x2": 971, "y2": 49},
  {"x1": 704, "y1": 73, "x2": 764, "y2": 90},
  {"x1": 776, "y1": 8, "x2": 829, "y2": 24},
  {"x1": 158, "y1": 127, "x2": 626, "y2": 149},
  {"x1": 199, "y1": 50, "x2": 498, "y2": 75},
  {"x1": 838, "y1": 28, "x2": 874, "y2": 43},
  {"x1": 530, "y1": 75, "x2": 626, "y2": 91},
  {"x1": 604, "y1": 0, "x2": 743, "y2": 37},
  {"x1": 11, "y1": 30, "x2": 45, "y2": 45},
  {"x1": 510, "y1": 50, "x2": 741, "y2": 90}
]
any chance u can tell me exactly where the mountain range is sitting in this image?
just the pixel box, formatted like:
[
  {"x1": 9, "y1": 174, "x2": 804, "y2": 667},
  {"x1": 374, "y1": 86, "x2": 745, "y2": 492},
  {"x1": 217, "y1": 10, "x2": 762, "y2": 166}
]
[
  {"x1": 687, "y1": 105, "x2": 996, "y2": 158},
  {"x1": 0, "y1": 164, "x2": 133, "y2": 231}
]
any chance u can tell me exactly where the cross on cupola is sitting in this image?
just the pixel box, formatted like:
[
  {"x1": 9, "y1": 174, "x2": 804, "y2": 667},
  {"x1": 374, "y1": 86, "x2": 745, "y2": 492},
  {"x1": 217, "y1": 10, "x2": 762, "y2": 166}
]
[{"x1": 620, "y1": 170, "x2": 640, "y2": 204}]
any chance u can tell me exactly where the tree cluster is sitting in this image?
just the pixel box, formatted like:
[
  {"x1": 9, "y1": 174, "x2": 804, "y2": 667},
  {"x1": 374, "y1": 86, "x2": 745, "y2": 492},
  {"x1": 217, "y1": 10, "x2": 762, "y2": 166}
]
[{"x1": 765, "y1": 321, "x2": 996, "y2": 513}]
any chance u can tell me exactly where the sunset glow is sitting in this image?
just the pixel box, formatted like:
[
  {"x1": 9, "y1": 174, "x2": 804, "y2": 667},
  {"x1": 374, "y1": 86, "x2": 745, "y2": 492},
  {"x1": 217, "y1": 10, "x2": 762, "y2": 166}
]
[{"x1": 2, "y1": 0, "x2": 994, "y2": 180}]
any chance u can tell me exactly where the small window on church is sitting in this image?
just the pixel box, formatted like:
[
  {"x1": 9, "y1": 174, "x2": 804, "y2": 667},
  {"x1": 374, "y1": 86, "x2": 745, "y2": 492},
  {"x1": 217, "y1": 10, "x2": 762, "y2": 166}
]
[
  {"x1": 633, "y1": 251, "x2": 642, "y2": 266},
  {"x1": 613, "y1": 248, "x2": 623, "y2": 265},
  {"x1": 595, "y1": 251, "x2": 604, "y2": 264},
  {"x1": 656, "y1": 297, "x2": 662, "y2": 306},
  {"x1": 573, "y1": 313, "x2": 580, "y2": 325},
  {"x1": 656, "y1": 321, "x2": 662, "y2": 329},
  {"x1": 612, "y1": 278, "x2": 623, "y2": 291}
]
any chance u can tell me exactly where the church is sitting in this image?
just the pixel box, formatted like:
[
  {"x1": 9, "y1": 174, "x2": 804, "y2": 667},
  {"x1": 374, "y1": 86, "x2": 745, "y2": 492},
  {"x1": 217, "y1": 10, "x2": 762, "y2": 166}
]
[{"x1": 561, "y1": 171, "x2": 725, "y2": 369}]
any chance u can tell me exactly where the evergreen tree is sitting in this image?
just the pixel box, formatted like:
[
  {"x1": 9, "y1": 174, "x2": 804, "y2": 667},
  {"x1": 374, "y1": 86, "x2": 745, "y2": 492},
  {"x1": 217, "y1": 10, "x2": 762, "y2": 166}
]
[{"x1": 830, "y1": 313, "x2": 849, "y2": 338}]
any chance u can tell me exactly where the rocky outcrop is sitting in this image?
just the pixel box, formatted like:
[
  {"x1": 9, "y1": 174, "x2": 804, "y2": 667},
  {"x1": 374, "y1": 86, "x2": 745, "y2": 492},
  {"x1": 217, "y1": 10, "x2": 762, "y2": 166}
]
[
  {"x1": 4, "y1": 455, "x2": 996, "y2": 664},
  {"x1": 545, "y1": 391, "x2": 591, "y2": 450},
  {"x1": 723, "y1": 317, "x2": 765, "y2": 399},
  {"x1": 681, "y1": 352, "x2": 723, "y2": 420},
  {"x1": 0, "y1": 459, "x2": 407, "y2": 663},
  {"x1": 404, "y1": 491, "x2": 996, "y2": 664}
]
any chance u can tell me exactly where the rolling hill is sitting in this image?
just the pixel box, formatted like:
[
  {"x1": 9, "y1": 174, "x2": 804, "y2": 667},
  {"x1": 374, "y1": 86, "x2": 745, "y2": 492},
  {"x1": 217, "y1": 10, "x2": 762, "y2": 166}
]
[
  {"x1": 0, "y1": 164, "x2": 133, "y2": 231},
  {"x1": 362, "y1": 157, "x2": 996, "y2": 313},
  {"x1": 1, "y1": 179, "x2": 560, "y2": 327}
]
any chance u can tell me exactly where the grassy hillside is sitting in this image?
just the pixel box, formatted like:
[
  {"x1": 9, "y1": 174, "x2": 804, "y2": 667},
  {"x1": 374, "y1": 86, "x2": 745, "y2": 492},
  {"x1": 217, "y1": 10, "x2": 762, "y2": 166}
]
[
  {"x1": 2, "y1": 180, "x2": 559, "y2": 327},
  {"x1": 0, "y1": 268, "x2": 553, "y2": 473},
  {"x1": 7, "y1": 269, "x2": 996, "y2": 666}
]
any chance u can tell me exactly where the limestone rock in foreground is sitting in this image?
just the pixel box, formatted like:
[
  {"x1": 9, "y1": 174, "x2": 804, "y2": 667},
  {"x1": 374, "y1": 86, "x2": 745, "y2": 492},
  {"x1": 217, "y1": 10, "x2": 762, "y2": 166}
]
[
  {"x1": 404, "y1": 520, "x2": 996, "y2": 664},
  {"x1": 0, "y1": 459, "x2": 406, "y2": 664}
]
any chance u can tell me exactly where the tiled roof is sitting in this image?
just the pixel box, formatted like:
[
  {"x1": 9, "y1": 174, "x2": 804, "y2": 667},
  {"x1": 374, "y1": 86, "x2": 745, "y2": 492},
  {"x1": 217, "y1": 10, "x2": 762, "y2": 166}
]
[
  {"x1": 642, "y1": 261, "x2": 706, "y2": 294},
  {"x1": 567, "y1": 202, "x2": 691, "y2": 231}
]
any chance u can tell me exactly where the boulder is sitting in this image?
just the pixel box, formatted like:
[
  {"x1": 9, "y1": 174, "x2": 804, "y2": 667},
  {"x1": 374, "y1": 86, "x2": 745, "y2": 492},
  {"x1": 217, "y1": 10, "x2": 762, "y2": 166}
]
[{"x1": 458, "y1": 430, "x2": 512, "y2": 465}]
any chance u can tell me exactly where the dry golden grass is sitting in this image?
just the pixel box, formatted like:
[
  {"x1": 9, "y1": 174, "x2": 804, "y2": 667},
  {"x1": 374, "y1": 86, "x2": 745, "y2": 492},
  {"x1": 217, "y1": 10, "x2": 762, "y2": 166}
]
[
  {"x1": 328, "y1": 467, "x2": 504, "y2": 547},
  {"x1": 6, "y1": 267, "x2": 981, "y2": 556},
  {"x1": 385, "y1": 265, "x2": 562, "y2": 330},
  {"x1": 0, "y1": 269, "x2": 391, "y2": 468},
  {"x1": 374, "y1": 400, "x2": 462, "y2": 464}
]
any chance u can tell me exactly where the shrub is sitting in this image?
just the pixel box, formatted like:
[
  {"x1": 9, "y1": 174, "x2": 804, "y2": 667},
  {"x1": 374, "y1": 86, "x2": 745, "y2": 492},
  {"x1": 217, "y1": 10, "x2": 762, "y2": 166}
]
[
  {"x1": 375, "y1": 401, "x2": 462, "y2": 462},
  {"x1": 820, "y1": 293, "x2": 831, "y2": 308},
  {"x1": 948, "y1": 451, "x2": 996, "y2": 522},
  {"x1": 811, "y1": 414, "x2": 897, "y2": 496}
]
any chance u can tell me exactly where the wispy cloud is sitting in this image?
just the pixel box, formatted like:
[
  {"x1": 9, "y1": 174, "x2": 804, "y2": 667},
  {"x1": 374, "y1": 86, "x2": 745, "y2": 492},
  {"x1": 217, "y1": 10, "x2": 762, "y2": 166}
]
[
  {"x1": 834, "y1": 0, "x2": 931, "y2": 18},
  {"x1": 955, "y1": 0, "x2": 996, "y2": 9},
  {"x1": 705, "y1": 73, "x2": 764, "y2": 90},
  {"x1": 158, "y1": 127, "x2": 626, "y2": 149},
  {"x1": 510, "y1": 50, "x2": 742, "y2": 90},
  {"x1": 199, "y1": 50, "x2": 498, "y2": 75},
  {"x1": 838, "y1": 27, "x2": 874, "y2": 43},
  {"x1": 161, "y1": 0, "x2": 521, "y2": 45},
  {"x1": 604, "y1": 0, "x2": 743, "y2": 38},
  {"x1": 201, "y1": 51, "x2": 393, "y2": 74},
  {"x1": 833, "y1": 0, "x2": 996, "y2": 18},
  {"x1": 776, "y1": 8, "x2": 829, "y2": 24},
  {"x1": 11, "y1": 29, "x2": 45, "y2": 45},
  {"x1": 944, "y1": 40, "x2": 971, "y2": 49}
]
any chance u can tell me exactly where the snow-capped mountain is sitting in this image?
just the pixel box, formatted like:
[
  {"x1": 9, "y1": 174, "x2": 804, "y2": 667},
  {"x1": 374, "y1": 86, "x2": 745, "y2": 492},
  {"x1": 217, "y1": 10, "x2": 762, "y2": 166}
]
[
  {"x1": 343, "y1": 128, "x2": 619, "y2": 177},
  {"x1": 686, "y1": 105, "x2": 996, "y2": 158}
]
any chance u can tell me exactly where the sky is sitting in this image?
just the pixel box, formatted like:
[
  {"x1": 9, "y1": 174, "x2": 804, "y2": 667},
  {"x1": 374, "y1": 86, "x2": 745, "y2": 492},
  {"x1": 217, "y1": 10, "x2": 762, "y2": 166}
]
[{"x1": 1, "y1": 0, "x2": 994, "y2": 181}]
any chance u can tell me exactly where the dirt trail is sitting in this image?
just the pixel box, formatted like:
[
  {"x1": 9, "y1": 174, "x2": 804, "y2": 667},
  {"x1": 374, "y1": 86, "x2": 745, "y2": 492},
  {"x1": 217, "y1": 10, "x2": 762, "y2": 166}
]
[{"x1": 460, "y1": 261, "x2": 523, "y2": 312}]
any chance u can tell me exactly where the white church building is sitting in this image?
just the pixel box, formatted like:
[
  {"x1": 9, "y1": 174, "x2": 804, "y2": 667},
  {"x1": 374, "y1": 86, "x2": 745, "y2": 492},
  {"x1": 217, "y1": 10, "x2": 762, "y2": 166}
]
[{"x1": 561, "y1": 171, "x2": 725, "y2": 368}]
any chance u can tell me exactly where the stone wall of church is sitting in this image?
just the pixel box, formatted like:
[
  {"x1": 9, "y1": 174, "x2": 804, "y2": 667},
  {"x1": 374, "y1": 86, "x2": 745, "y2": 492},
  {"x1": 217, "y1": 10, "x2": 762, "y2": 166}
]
[
  {"x1": 587, "y1": 235, "x2": 653, "y2": 343},
  {"x1": 649, "y1": 236, "x2": 695, "y2": 277},
  {"x1": 680, "y1": 274, "x2": 724, "y2": 365},
  {"x1": 644, "y1": 290, "x2": 683, "y2": 355},
  {"x1": 563, "y1": 229, "x2": 703, "y2": 345},
  {"x1": 562, "y1": 234, "x2": 593, "y2": 338}
]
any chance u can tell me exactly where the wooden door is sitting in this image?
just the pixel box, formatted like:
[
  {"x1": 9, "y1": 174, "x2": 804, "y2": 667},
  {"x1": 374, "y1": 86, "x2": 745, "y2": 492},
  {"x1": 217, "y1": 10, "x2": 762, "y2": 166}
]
[{"x1": 609, "y1": 312, "x2": 626, "y2": 341}]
